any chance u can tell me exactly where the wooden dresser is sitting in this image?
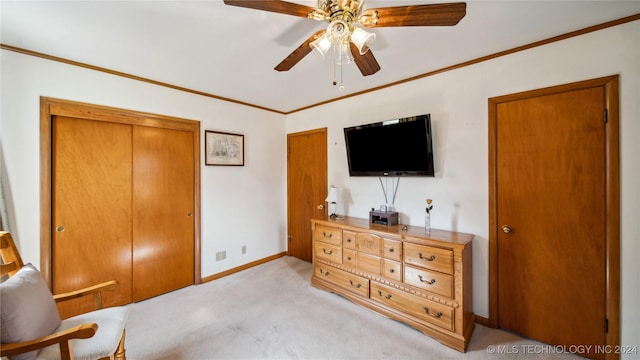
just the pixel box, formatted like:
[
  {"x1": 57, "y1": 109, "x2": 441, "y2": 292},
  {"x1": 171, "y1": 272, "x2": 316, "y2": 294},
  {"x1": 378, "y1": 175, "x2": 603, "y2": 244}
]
[{"x1": 311, "y1": 216, "x2": 474, "y2": 352}]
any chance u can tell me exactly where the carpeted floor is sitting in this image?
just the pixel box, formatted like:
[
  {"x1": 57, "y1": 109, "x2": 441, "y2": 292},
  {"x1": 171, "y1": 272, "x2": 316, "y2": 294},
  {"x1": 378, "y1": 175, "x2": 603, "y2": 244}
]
[{"x1": 124, "y1": 256, "x2": 582, "y2": 360}]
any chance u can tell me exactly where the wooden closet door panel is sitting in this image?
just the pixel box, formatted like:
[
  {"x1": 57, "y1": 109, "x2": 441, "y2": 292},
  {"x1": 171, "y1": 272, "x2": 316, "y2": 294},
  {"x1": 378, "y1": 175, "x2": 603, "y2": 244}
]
[
  {"x1": 132, "y1": 126, "x2": 195, "y2": 301},
  {"x1": 52, "y1": 116, "x2": 133, "y2": 318}
]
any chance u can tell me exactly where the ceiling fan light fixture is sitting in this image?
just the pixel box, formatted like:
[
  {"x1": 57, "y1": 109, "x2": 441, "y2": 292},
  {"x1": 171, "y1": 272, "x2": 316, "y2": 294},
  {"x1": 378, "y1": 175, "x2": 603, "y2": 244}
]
[
  {"x1": 334, "y1": 42, "x2": 353, "y2": 65},
  {"x1": 327, "y1": 20, "x2": 350, "y2": 42},
  {"x1": 350, "y1": 27, "x2": 375, "y2": 55},
  {"x1": 310, "y1": 34, "x2": 332, "y2": 57}
]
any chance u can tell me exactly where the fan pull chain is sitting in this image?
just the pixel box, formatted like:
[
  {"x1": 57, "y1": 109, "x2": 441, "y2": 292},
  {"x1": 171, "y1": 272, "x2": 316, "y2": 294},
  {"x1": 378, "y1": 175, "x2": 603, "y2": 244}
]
[{"x1": 332, "y1": 47, "x2": 345, "y2": 91}]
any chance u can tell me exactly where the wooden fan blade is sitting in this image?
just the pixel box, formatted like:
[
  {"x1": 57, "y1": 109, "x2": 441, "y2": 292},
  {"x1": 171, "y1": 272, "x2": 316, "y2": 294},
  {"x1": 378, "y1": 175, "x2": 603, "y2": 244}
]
[
  {"x1": 275, "y1": 30, "x2": 325, "y2": 72},
  {"x1": 223, "y1": 0, "x2": 317, "y2": 18},
  {"x1": 359, "y1": 2, "x2": 466, "y2": 27},
  {"x1": 350, "y1": 43, "x2": 380, "y2": 76}
]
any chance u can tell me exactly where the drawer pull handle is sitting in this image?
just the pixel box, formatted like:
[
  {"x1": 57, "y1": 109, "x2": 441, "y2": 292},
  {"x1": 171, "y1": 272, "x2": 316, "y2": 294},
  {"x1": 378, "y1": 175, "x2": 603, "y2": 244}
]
[
  {"x1": 319, "y1": 269, "x2": 330, "y2": 276},
  {"x1": 418, "y1": 253, "x2": 436, "y2": 261},
  {"x1": 388, "y1": 248, "x2": 394, "y2": 253},
  {"x1": 418, "y1": 275, "x2": 436, "y2": 285},
  {"x1": 349, "y1": 280, "x2": 362, "y2": 288},
  {"x1": 347, "y1": 256, "x2": 352, "y2": 261},
  {"x1": 322, "y1": 232, "x2": 333, "y2": 239},
  {"x1": 347, "y1": 238, "x2": 352, "y2": 242},
  {"x1": 377, "y1": 290, "x2": 392, "y2": 300},
  {"x1": 322, "y1": 248, "x2": 333, "y2": 255},
  {"x1": 423, "y1": 307, "x2": 443, "y2": 318},
  {"x1": 389, "y1": 269, "x2": 395, "y2": 273}
]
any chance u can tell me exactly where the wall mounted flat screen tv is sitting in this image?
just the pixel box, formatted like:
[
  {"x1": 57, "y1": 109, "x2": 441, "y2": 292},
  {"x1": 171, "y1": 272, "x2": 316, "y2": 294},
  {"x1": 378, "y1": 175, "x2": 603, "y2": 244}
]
[{"x1": 344, "y1": 114, "x2": 434, "y2": 177}]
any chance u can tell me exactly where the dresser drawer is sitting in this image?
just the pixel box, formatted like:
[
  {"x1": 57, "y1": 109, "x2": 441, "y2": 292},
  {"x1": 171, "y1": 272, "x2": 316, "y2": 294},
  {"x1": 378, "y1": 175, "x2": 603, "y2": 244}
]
[
  {"x1": 357, "y1": 252, "x2": 382, "y2": 276},
  {"x1": 382, "y1": 259, "x2": 402, "y2": 282},
  {"x1": 343, "y1": 248, "x2": 357, "y2": 268},
  {"x1": 314, "y1": 264, "x2": 369, "y2": 297},
  {"x1": 383, "y1": 239, "x2": 402, "y2": 261},
  {"x1": 314, "y1": 225, "x2": 342, "y2": 246},
  {"x1": 370, "y1": 283, "x2": 454, "y2": 331},
  {"x1": 356, "y1": 233, "x2": 383, "y2": 256},
  {"x1": 343, "y1": 230, "x2": 357, "y2": 249},
  {"x1": 404, "y1": 265, "x2": 453, "y2": 298},
  {"x1": 314, "y1": 242, "x2": 342, "y2": 263},
  {"x1": 404, "y1": 243, "x2": 453, "y2": 274}
]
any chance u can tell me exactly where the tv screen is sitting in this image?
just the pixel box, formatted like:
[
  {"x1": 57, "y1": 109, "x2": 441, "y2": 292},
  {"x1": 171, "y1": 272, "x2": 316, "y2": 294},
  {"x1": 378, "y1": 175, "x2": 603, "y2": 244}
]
[{"x1": 344, "y1": 114, "x2": 434, "y2": 177}]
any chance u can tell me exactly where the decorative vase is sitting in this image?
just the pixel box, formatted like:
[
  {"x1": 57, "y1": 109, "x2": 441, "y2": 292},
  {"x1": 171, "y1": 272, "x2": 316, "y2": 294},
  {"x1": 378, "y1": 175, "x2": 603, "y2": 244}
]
[{"x1": 425, "y1": 212, "x2": 431, "y2": 235}]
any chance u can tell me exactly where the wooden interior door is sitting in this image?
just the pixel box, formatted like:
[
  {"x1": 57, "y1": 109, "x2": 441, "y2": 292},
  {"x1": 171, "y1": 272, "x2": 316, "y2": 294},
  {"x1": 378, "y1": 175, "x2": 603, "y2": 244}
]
[
  {"x1": 132, "y1": 126, "x2": 195, "y2": 301},
  {"x1": 52, "y1": 116, "x2": 133, "y2": 318},
  {"x1": 287, "y1": 128, "x2": 327, "y2": 262},
  {"x1": 492, "y1": 84, "x2": 609, "y2": 359}
]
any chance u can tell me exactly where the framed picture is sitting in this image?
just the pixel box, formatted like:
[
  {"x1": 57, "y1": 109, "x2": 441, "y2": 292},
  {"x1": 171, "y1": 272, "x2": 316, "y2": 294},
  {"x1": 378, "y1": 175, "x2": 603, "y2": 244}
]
[{"x1": 205, "y1": 130, "x2": 244, "y2": 166}]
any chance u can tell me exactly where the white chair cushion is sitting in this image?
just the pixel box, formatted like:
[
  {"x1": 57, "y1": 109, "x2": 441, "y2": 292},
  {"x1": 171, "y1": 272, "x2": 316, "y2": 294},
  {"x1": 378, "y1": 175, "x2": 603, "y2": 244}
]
[
  {"x1": 36, "y1": 306, "x2": 129, "y2": 360},
  {"x1": 0, "y1": 263, "x2": 61, "y2": 360}
]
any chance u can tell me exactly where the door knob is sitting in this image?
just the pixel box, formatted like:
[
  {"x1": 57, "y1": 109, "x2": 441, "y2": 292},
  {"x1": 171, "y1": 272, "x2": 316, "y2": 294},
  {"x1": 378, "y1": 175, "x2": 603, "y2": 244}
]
[
  {"x1": 317, "y1": 204, "x2": 324, "y2": 210},
  {"x1": 56, "y1": 226, "x2": 65, "y2": 232},
  {"x1": 502, "y1": 225, "x2": 512, "y2": 234}
]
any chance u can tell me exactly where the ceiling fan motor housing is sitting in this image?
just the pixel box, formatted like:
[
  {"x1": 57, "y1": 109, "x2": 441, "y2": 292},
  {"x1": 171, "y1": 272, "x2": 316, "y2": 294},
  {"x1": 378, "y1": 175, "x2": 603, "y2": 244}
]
[
  {"x1": 320, "y1": 0, "x2": 364, "y2": 17},
  {"x1": 319, "y1": 0, "x2": 365, "y2": 28}
]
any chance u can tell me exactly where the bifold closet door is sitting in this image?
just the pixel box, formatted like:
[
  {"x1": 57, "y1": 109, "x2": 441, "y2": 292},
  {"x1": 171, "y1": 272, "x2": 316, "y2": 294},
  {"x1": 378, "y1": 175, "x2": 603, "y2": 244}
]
[
  {"x1": 52, "y1": 116, "x2": 133, "y2": 318},
  {"x1": 132, "y1": 126, "x2": 195, "y2": 301}
]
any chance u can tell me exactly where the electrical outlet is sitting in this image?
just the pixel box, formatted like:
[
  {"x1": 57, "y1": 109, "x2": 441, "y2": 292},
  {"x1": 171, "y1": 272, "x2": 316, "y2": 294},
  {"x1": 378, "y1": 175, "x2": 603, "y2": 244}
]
[
  {"x1": 216, "y1": 251, "x2": 226, "y2": 261},
  {"x1": 242, "y1": 245, "x2": 247, "y2": 254}
]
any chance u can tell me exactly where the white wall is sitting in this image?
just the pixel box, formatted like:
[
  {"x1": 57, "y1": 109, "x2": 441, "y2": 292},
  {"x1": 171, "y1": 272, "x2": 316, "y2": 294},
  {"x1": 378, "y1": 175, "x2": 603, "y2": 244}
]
[
  {"x1": 286, "y1": 21, "x2": 640, "y2": 352},
  {"x1": 0, "y1": 50, "x2": 288, "y2": 278}
]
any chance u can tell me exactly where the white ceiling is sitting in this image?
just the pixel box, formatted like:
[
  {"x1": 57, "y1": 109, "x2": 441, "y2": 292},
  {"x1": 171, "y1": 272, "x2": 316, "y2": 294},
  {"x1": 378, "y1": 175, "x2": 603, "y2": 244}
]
[{"x1": 2, "y1": 1, "x2": 639, "y2": 113}]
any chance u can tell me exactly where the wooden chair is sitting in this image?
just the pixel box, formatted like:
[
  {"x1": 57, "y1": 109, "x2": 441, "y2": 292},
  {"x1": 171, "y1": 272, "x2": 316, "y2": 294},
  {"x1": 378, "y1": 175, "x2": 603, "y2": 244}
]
[{"x1": 0, "y1": 231, "x2": 128, "y2": 360}]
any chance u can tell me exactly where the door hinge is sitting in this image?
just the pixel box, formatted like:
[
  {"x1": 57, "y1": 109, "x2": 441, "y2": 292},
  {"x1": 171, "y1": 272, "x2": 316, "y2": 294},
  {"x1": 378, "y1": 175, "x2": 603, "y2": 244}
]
[
  {"x1": 604, "y1": 318, "x2": 609, "y2": 333},
  {"x1": 604, "y1": 109, "x2": 608, "y2": 123}
]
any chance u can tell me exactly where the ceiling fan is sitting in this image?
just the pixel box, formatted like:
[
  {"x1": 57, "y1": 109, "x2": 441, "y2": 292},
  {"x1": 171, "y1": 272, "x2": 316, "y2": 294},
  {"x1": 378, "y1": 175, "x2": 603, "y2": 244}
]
[{"x1": 223, "y1": 0, "x2": 466, "y2": 87}]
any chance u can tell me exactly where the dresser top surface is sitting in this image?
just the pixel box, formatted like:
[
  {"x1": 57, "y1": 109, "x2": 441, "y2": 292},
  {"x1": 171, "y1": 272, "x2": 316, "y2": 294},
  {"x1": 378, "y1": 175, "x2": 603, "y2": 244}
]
[{"x1": 312, "y1": 216, "x2": 474, "y2": 247}]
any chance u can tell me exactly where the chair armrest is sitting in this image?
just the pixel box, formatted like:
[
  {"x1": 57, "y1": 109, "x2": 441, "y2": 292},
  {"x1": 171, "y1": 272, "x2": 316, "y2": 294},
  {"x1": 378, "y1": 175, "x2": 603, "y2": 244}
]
[
  {"x1": 54, "y1": 280, "x2": 119, "y2": 309},
  {"x1": 0, "y1": 323, "x2": 97, "y2": 357},
  {"x1": 0, "y1": 261, "x2": 19, "y2": 276}
]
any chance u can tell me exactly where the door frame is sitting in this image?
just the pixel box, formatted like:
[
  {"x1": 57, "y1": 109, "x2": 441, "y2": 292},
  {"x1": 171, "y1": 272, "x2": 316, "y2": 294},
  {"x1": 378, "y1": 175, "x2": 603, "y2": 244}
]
[
  {"x1": 488, "y1": 75, "x2": 620, "y2": 353},
  {"x1": 39, "y1": 97, "x2": 202, "y2": 287}
]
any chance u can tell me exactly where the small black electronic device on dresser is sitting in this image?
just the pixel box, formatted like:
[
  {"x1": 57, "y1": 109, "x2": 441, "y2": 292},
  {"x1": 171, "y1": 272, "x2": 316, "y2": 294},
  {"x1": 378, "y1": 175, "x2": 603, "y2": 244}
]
[{"x1": 369, "y1": 209, "x2": 398, "y2": 226}]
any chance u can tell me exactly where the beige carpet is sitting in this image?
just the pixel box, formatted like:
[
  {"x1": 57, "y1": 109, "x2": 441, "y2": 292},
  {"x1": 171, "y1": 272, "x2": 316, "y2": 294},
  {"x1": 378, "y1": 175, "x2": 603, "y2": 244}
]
[{"x1": 124, "y1": 256, "x2": 582, "y2": 360}]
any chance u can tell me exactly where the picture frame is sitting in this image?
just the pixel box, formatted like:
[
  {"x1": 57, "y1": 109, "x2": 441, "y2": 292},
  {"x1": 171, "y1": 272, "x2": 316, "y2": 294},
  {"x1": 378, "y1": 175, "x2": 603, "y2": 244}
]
[{"x1": 205, "y1": 130, "x2": 244, "y2": 166}]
